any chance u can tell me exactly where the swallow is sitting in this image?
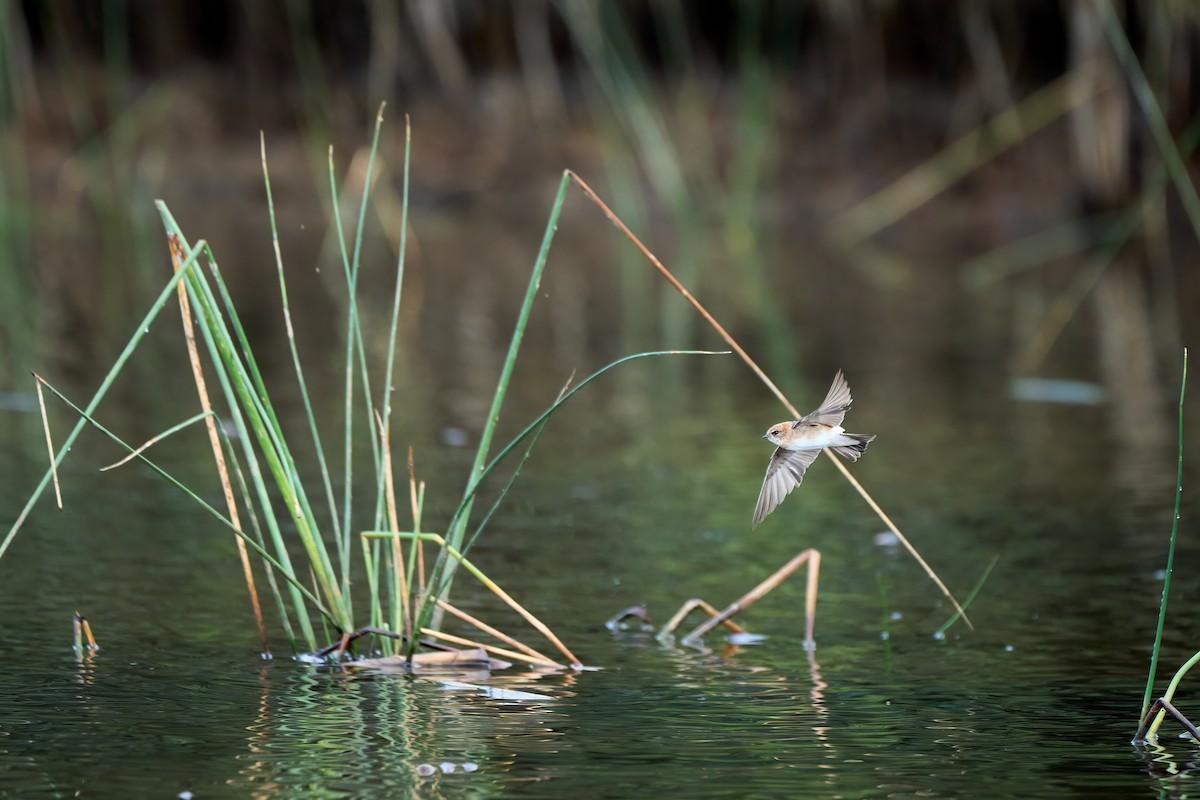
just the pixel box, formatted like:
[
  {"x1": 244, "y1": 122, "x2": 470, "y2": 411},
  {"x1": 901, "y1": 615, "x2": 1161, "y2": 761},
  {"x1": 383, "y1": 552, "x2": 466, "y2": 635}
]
[{"x1": 753, "y1": 370, "x2": 875, "y2": 528}]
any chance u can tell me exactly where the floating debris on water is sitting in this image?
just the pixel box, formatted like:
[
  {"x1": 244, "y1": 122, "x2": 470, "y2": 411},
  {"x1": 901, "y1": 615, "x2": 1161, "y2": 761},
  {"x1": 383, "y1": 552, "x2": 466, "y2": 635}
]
[
  {"x1": 415, "y1": 761, "x2": 480, "y2": 777},
  {"x1": 726, "y1": 632, "x2": 768, "y2": 645}
]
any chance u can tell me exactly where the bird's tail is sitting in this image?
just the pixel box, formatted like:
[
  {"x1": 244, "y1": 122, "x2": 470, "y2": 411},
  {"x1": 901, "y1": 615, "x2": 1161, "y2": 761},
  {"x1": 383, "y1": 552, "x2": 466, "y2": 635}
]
[{"x1": 830, "y1": 433, "x2": 875, "y2": 461}]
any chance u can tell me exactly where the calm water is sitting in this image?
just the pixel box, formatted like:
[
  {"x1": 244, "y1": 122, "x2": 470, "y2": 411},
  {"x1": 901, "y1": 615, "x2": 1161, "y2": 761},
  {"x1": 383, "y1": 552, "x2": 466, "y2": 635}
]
[{"x1": 2, "y1": 340, "x2": 1197, "y2": 799}]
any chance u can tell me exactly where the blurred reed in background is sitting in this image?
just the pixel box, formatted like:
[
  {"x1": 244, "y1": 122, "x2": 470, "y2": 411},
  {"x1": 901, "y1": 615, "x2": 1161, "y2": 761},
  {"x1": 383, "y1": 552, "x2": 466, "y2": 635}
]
[{"x1": 2, "y1": 1, "x2": 1198, "y2": 419}]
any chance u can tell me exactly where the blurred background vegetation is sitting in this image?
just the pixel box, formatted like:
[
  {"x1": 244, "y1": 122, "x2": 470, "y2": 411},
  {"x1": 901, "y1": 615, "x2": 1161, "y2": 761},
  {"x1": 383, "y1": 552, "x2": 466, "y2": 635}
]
[{"x1": 1, "y1": 0, "x2": 1198, "y2": 446}]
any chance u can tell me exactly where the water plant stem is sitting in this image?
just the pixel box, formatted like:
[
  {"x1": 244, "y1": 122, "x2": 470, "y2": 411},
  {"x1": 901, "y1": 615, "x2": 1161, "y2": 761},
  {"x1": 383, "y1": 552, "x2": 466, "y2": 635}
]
[
  {"x1": 442, "y1": 170, "x2": 572, "y2": 584},
  {"x1": 1139, "y1": 347, "x2": 1187, "y2": 726},
  {"x1": 566, "y1": 170, "x2": 973, "y2": 629}
]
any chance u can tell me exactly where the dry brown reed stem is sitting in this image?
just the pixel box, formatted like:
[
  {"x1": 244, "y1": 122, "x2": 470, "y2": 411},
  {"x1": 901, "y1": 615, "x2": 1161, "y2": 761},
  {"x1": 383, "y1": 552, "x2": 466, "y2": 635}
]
[
  {"x1": 168, "y1": 235, "x2": 269, "y2": 652},
  {"x1": 72, "y1": 612, "x2": 98, "y2": 651},
  {"x1": 566, "y1": 172, "x2": 973, "y2": 631},
  {"x1": 376, "y1": 413, "x2": 413, "y2": 647},
  {"x1": 33, "y1": 377, "x2": 62, "y2": 509},
  {"x1": 659, "y1": 598, "x2": 749, "y2": 638},
  {"x1": 468, "y1": 561, "x2": 583, "y2": 668},
  {"x1": 407, "y1": 450, "x2": 426, "y2": 597},
  {"x1": 681, "y1": 549, "x2": 821, "y2": 647},
  {"x1": 82, "y1": 617, "x2": 97, "y2": 650},
  {"x1": 435, "y1": 597, "x2": 560, "y2": 666},
  {"x1": 418, "y1": 627, "x2": 560, "y2": 668},
  {"x1": 100, "y1": 430, "x2": 178, "y2": 471}
]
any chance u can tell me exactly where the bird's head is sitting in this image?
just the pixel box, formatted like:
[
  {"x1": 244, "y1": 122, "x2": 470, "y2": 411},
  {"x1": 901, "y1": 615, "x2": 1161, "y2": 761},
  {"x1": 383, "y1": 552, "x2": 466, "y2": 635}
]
[{"x1": 762, "y1": 422, "x2": 793, "y2": 447}]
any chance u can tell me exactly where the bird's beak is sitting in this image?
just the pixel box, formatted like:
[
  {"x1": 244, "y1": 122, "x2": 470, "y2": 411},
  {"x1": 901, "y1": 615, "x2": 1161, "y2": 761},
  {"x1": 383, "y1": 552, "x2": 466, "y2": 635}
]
[{"x1": 761, "y1": 433, "x2": 771, "y2": 440}]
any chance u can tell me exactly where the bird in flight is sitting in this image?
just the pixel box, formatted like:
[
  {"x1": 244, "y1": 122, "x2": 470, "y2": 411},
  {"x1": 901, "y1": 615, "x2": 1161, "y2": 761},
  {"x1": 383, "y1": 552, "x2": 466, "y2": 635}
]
[{"x1": 753, "y1": 370, "x2": 875, "y2": 529}]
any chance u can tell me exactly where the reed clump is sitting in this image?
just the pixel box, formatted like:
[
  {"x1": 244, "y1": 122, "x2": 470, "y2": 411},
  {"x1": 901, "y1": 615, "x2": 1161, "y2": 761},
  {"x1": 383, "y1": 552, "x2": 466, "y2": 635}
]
[{"x1": 4, "y1": 107, "x2": 723, "y2": 666}]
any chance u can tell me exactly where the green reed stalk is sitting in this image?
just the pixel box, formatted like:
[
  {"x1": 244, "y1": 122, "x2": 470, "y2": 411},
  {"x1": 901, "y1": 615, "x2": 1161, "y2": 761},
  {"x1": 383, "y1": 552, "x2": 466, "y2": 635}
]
[
  {"x1": 156, "y1": 207, "x2": 355, "y2": 644},
  {"x1": 171, "y1": 240, "x2": 323, "y2": 646},
  {"x1": 434, "y1": 170, "x2": 572, "y2": 604},
  {"x1": 422, "y1": 349, "x2": 727, "y2": 623},
  {"x1": 339, "y1": 106, "x2": 388, "y2": 563},
  {"x1": 936, "y1": 555, "x2": 999, "y2": 637},
  {"x1": 377, "y1": 120, "x2": 413, "y2": 658},
  {"x1": 262, "y1": 132, "x2": 344, "y2": 576},
  {"x1": 1140, "y1": 348, "x2": 1188, "y2": 723},
  {"x1": 375, "y1": 116, "x2": 412, "y2": 531}
]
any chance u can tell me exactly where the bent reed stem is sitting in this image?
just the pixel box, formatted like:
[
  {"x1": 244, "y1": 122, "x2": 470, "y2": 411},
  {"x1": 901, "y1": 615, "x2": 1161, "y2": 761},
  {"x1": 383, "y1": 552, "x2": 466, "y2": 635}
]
[{"x1": 566, "y1": 170, "x2": 973, "y2": 630}]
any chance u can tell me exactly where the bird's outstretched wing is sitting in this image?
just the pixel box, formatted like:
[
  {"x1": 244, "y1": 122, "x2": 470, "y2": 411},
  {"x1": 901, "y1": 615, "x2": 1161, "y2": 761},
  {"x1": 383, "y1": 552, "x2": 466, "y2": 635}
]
[
  {"x1": 800, "y1": 370, "x2": 853, "y2": 427},
  {"x1": 753, "y1": 447, "x2": 823, "y2": 528}
]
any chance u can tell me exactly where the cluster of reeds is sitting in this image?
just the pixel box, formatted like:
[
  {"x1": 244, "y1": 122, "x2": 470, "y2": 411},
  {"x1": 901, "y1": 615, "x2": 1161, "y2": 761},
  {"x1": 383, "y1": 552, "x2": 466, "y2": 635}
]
[
  {"x1": 7, "y1": 109, "x2": 974, "y2": 664},
  {"x1": 3, "y1": 107, "x2": 728, "y2": 667}
]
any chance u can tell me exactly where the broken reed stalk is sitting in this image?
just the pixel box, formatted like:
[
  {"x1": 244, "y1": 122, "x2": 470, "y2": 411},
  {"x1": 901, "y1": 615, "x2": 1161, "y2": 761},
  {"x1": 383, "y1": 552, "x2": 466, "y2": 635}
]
[
  {"x1": 418, "y1": 628, "x2": 560, "y2": 668},
  {"x1": 362, "y1": 531, "x2": 583, "y2": 668},
  {"x1": 658, "y1": 598, "x2": 748, "y2": 638},
  {"x1": 34, "y1": 379, "x2": 62, "y2": 509},
  {"x1": 169, "y1": 235, "x2": 269, "y2": 654},
  {"x1": 1141, "y1": 649, "x2": 1200, "y2": 742},
  {"x1": 1136, "y1": 697, "x2": 1200, "y2": 745},
  {"x1": 407, "y1": 450, "x2": 427, "y2": 605},
  {"x1": 375, "y1": 413, "x2": 413, "y2": 651},
  {"x1": 565, "y1": 171, "x2": 973, "y2": 630},
  {"x1": 72, "y1": 612, "x2": 98, "y2": 652},
  {"x1": 679, "y1": 548, "x2": 820, "y2": 648},
  {"x1": 435, "y1": 597, "x2": 559, "y2": 666}
]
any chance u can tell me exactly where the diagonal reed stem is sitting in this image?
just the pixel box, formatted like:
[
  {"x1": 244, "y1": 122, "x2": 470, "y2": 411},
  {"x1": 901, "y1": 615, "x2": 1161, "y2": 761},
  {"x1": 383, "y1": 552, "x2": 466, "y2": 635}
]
[
  {"x1": 566, "y1": 170, "x2": 973, "y2": 630},
  {"x1": 434, "y1": 597, "x2": 559, "y2": 666}
]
